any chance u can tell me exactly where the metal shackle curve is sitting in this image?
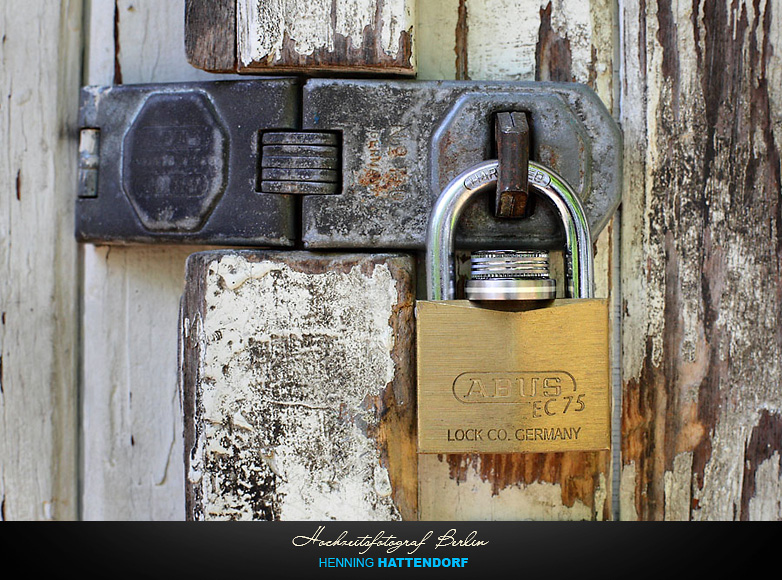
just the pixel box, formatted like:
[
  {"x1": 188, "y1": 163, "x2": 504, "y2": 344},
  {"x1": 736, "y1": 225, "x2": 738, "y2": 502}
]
[{"x1": 425, "y1": 160, "x2": 594, "y2": 301}]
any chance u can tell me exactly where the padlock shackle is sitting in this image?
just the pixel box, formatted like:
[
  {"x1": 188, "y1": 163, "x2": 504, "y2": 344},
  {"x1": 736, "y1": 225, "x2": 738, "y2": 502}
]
[{"x1": 426, "y1": 160, "x2": 594, "y2": 301}]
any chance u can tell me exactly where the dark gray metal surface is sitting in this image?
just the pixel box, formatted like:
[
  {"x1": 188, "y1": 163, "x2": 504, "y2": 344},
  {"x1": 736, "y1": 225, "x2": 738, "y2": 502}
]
[
  {"x1": 76, "y1": 79, "x2": 299, "y2": 246},
  {"x1": 301, "y1": 79, "x2": 622, "y2": 250},
  {"x1": 76, "y1": 78, "x2": 621, "y2": 249},
  {"x1": 259, "y1": 132, "x2": 341, "y2": 195}
]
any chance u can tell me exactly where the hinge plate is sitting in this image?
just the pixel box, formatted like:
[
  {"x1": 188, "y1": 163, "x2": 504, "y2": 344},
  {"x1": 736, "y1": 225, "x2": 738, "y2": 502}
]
[{"x1": 76, "y1": 79, "x2": 298, "y2": 246}]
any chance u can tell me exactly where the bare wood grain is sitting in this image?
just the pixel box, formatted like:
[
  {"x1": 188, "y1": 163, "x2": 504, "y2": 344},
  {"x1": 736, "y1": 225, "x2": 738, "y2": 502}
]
[
  {"x1": 620, "y1": 0, "x2": 782, "y2": 521},
  {"x1": 185, "y1": 0, "x2": 236, "y2": 73}
]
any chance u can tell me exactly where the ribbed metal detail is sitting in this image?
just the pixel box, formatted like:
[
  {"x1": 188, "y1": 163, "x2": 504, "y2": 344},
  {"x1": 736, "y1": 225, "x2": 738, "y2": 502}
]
[
  {"x1": 469, "y1": 250, "x2": 551, "y2": 280},
  {"x1": 260, "y1": 131, "x2": 341, "y2": 195},
  {"x1": 466, "y1": 250, "x2": 555, "y2": 301}
]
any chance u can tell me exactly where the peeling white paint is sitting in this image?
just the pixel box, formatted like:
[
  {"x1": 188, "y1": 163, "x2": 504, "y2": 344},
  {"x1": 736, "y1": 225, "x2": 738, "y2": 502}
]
[
  {"x1": 466, "y1": 1, "x2": 541, "y2": 81},
  {"x1": 619, "y1": 462, "x2": 638, "y2": 521},
  {"x1": 415, "y1": 0, "x2": 460, "y2": 80},
  {"x1": 238, "y1": 0, "x2": 414, "y2": 66},
  {"x1": 466, "y1": 0, "x2": 595, "y2": 83},
  {"x1": 0, "y1": 0, "x2": 82, "y2": 522},
  {"x1": 746, "y1": 452, "x2": 782, "y2": 521},
  {"x1": 419, "y1": 456, "x2": 607, "y2": 521},
  {"x1": 664, "y1": 452, "x2": 693, "y2": 521},
  {"x1": 548, "y1": 0, "x2": 593, "y2": 81},
  {"x1": 696, "y1": 409, "x2": 782, "y2": 521},
  {"x1": 620, "y1": 0, "x2": 782, "y2": 521},
  {"x1": 619, "y1": 0, "x2": 651, "y2": 382},
  {"x1": 191, "y1": 254, "x2": 404, "y2": 520}
]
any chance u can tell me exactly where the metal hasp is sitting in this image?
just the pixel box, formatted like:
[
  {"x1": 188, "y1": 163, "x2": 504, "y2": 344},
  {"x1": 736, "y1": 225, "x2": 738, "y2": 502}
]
[
  {"x1": 425, "y1": 160, "x2": 594, "y2": 301},
  {"x1": 76, "y1": 79, "x2": 299, "y2": 246},
  {"x1": 75, "y1": 78, "x2": 620, "y2": 248},
  {"x1": 302, "y1": 79, "x2": 621, "y2": 250}
]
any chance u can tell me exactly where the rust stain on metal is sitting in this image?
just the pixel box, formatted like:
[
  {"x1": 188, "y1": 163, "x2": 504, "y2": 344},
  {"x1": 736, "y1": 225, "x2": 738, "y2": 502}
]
[
  {"x1": 356, "y1": 168, "x2": 408, "y2": 197},
  {"x1": 355, "y1": 127, "x2": 410, "y2": 199}
]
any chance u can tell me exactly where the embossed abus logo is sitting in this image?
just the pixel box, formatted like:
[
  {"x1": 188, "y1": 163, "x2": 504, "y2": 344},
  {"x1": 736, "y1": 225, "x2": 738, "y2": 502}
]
[{"x1": 452, "y1": 371, "x2": 577, "y2": 403}]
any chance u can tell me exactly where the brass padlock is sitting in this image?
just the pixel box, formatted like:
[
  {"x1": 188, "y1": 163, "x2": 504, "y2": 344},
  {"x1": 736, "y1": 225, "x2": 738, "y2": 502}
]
[{"x1": 416, "y1": 160, "x2": 610, "y2": 454}]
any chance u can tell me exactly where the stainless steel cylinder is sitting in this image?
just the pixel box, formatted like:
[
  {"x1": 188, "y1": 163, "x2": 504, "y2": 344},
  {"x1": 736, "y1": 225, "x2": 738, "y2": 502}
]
[
  {"x1": 425, "y1": 160, "x2": 594, "y2": 301},
  {"x1": 465, "y1": 250, "x2": 556, "y2": 300}
]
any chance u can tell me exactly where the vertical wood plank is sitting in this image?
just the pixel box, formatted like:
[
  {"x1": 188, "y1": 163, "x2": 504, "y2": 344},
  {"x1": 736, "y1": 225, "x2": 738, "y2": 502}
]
[
  {"x1": 415, "y1": 0, "x2": 459, "y2": 80},
  {"x1": 0, "y1": 1, "x2": 83, "y2": 520},
  {"x1": 620, "y1": 0, "x2": 782, "y2": 521},
  {"x1": 416, "y1": 0, "x2": 619, "y2": 521},
  {"x1": 82, "y1": 246, "x2": 201, "y2": 520},
  {"x1": 81, "y1": 0, "x2": 241, "y2": 520}
]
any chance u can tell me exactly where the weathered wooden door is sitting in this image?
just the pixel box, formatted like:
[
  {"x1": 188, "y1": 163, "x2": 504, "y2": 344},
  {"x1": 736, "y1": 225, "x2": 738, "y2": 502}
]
[{"x1": 1, "y1": 0, "x2": 780, "y2": 521}]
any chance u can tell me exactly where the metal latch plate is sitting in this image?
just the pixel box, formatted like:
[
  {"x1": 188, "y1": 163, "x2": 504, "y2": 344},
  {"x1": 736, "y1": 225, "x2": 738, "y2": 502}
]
[
  {"x1": 302, "y1": 79, "x2": 622, "y2": 250},
  {"x1": 76, "y1": 78, "x2": 622, "y2": 249},
  {"x1": 76, "y1": 79, "x2": 298, "y2": 246}
]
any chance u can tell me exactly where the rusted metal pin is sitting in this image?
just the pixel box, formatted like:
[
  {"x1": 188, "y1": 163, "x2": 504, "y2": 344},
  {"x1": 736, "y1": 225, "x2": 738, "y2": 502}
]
[{"x1": 494, "y1": 111, "x2": 532, "y2": 218}]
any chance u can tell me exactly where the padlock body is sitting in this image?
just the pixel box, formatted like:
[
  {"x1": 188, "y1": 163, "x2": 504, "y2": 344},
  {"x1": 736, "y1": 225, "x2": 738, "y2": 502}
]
[{"x1": 416, "y1": 299, "x2": 610, "y2": 453}]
